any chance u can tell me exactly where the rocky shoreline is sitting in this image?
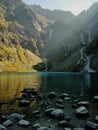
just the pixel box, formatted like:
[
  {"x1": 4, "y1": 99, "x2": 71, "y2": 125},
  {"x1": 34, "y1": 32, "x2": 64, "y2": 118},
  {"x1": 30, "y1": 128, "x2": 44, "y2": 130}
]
[{"x1": 0, "y1": 88, "x2": 98, "y2": 130}]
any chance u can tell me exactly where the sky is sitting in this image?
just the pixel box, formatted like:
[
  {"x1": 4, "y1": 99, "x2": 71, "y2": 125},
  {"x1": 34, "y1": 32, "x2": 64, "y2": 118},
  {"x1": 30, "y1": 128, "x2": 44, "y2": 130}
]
[{"x1": 22, "y1": 0, "x2": 98, "y2": 15}]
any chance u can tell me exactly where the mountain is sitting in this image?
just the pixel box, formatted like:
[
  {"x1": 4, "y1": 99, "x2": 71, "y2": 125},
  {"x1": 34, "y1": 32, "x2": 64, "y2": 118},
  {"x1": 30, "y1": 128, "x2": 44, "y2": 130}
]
[
  {"x1": 0, "y1": 0, "x2": 98, "y2": 72},
  {"x1": 48, "y1": 3, "x2": 98, "y2": 72},
  {"x1": 29, "y1": 5, "x2": 74, "y2": 24},
  {"x1": 0, "y1": 2, "x2": 42, "y2": 72}
]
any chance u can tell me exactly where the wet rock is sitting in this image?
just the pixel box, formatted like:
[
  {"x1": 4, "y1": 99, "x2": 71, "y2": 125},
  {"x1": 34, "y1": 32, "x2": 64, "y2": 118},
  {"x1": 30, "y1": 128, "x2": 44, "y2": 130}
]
[
  {"x1": 95, "y1": 115, "x2": 98, "y2": 123},
  {"x1": 32, "y1": 110, "x2": 40, "y2": 115},
  {"x1": 7, "y1": 113, "x2": 25, "y2": 121},
  {"x1": 0, "y1": 115, "x2": 7, "y2": 121},
  {"x1": 38, "y1": 94, "x2": 44, "y2": 100},
  {"x1": 45, "y1": 108, "x2": 64, "y2": 120},
  {"x1": 48, "y1": 92, "x2": 57, "y2": 99},
  {"x1": 32, "y1": 123, "x2": 40, "y2": 129},
  {"x1": 19, "y1": 99, "x2": 30, "y2": 107},
  {"x1": 56, "y1": 99, "x2": 63, "y2": 104},
  {"x1": 45, "y1": 108, "x2": 55, "y2": 117},
  {"x1": 0, "y1": 124, "x2": 7, "y2": 130},
  {"x1": 64, "y1": 116, "x2": 71, "y2": 122},
  {"x1": 86, "y1": 121, "x2": 98, "y2": 130},
  {"x1": 74, "y1": 128, "x2": 85, "y2": 130},
  {"x1": 51, "y1": 109, "x2": 64, "y2": 120},
  {"x1": 75, "y1": 106, "x2": 89, "y2": 118},
  {"x1": 37, "y1": 126, "x2": 53, "y2": 130},
  {"x1": 23, "y1": 88, "x2": 37, "y2": 95},
  {"x1": 71, "y1": 103, "x2": 77, "y2": 108},
  {"x1": 64, "y1": 128, "x2": 71, "y2": 130},
  {"x1": 59, "y1": 93, "x2": 69, "y2": 100},
  {"x1": 64, "y1": 97, "x2": 70, "y2": 101},
  {"x1": 93, "y1": 96, "x2": 98, "y2": 102},
  {"x1": 22, "y1": 93, "x2": 29, "y2": 98},
  {"x1": 55, "y1": 103, "x2": 64, "y2": 109},
  {"x1": 3, "y1": 120, "x2": 12, "y2": 127},
  {"x1": 77, "y1": 101, "x2": 90, "y2": 107},
  {"x1": 18, "y1": 119, "x2": 30, "y2": 126},
  {"x1": 58, "y1": 120, "x2": 71, "y2": 127}
]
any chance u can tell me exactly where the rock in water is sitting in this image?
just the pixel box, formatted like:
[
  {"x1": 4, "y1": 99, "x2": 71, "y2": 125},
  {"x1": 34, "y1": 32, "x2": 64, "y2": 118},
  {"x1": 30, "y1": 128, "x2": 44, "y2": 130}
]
[
  {"x1": 0, "y1": 124, "x2": 7, "y2": 130},
  {"x1": 58, "y1": 120, "x2": 71, "y2": 127},
  {"x1": 51, "y1": 109, "x2": 64, "y2": 120},
  {"x1": 18, "y1": 119, "x2": 30, "y2": 126},
  {"x1": 75, "y1": 106, "x2": 89, "y2": 118},
  {"x1": 48, "y1": 92, "x2": 57, "y2": 99},
  {"x1": 93, "y1": 96, "x2": 98, "y2": 102},
  {"x1": 77, "y1": 101, "x2": 90, "y2": 107},
  {"x1": 37, "y1": 127, "x2": 53, "y2": 130},
  {"x1": 3, "y1": 120, "x2": 12, "y2": 127},
  {"x1": 7, "y1": 113, "x2": 25, "y2": 121},
  {"x1": 74, "y1": 128, "x2": 85, "y2": 130},
  {"x1": 86, "y1": 121, "x2": 98, "y2": 130},
  {"x1": 95, "y1": 115, "x2": 98, "y2": 123}
]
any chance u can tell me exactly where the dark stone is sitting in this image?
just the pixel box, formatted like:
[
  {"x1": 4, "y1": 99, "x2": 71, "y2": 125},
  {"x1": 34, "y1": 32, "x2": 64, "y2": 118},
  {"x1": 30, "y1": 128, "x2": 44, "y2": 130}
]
[
  {"x1": 93, "y1": 96, "x2": 98, "y2": 102},
  {"x1": 59, "y1": 93, "x2": 69, "y2": 100},
  {"x1": 71, "y1": 103, "x2": 77, "y2": 108},
  {"x1": 3, "y1": 120, "x2": 13, "y2": 127},
  {"x1": 58, "y1": 120, "x2": 71, "y2": 127},
  {"x1": 7, "y1": 113, "x2": 25, "y2": 121},
  {"x1": 64, "y1": 116, "x2": 71, "y2": 122},
  {"x1": 45, "y1": 108, "x2": 55, "y2": 117},
  {"x1": 19, "y1": 99, "x2": 30, "y2": 107},
  {"x1": 95, "y1": 115, "x2": 98, "y2": 123},
  {"x1": 55, "y1": 103, "x2": 64, "y2": 109},
  {"x1": 50, "y1": 109, "x2": 64, "y2": 120},
  {"x1": 38, "y1": 94, "x2": 44, "y2": 100},
  {"x1": 75, "y1": 106, "x2": 89, "y2": 118},
  {"x1": 86, "y1": 121, "x2": 98, "y2": 130},
  {"x1": 48, "y1": 92, "x2": 57, "y2": 99},
  {"x1": 77, "y1": 101, "x2": 90, "y2": 107},
  {"x1": 56, "y1": 99, "x2": 63, "y2": 104},
  {"x1": 32, "y1": 123, "x2": 40, "y2": 129},
  {"x1": 45, "y1": 108, "x2": 64, "y2": 120},
  {"x1": 18, "y1": 119, "x2": 30, "y2": 126},
  {"x1": 0, "y1": 124, "x2": 7, "y2": 130}
]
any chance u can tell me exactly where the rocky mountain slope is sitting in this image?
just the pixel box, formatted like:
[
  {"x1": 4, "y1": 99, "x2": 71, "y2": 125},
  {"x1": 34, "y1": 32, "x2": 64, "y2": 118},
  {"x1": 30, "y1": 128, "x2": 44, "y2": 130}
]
[
  {"x1": 0, "y1": 2, "x2": 42, "y2": 72},
  {"x1": 0, "y1": 0, "x2": 98, "y2": 72}
]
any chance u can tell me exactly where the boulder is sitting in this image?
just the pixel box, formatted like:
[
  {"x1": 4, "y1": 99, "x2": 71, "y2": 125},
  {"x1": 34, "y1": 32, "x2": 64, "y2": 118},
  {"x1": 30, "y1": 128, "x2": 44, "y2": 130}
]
[
  {"x1": 64, "y1": 97, "x2": 70, "y2": 101},
  {"x1": 37, "y1": 126, "x2": 53, "y2": 130},
  {"x1": 48, "y1": 92, "x2": 57, "y2": 99},
  {"x1": 58, "y1": 120, "x2": 71, "y2": 127},
  {"x1": 56, "y1": 99, "x2": 63, "y2": 104},
  {"x1": 32, "y1": 123, "x2": 40, "y2": 129},
  {"x1": 45, "y1": 108, "x2": 55, "y2": 117},
  {"x1": 45, "y1": 108, "x2": 64, "y2": 120},
  {"x1": 64, "y1": 128, "x2": 71, "y2": 130},
  {"x1": 7, "y1": 113, "x2": 25, "y2": 121},
  {"x1": 51, "y1": 109, "x2": 64, "y2": 120},
  {"x1": 93, "y1": 96, "x2": 98, "y2": 102},
  {"x1": 18, "y1": 119, "x2": 30, "y2": 126},
  {"x1": 0, "y1": 124, "x2": 7, "y2": 130},
  {"x1": 86, "y1": 121, "x2": 98, "y2": 130},
  {"x1": 19, "y1": 99, "x2": 30, "y2": 107},
  {"x1": 3, "y1": 120, "x2": 12, "y2": 127},
  {"x1": 55, "y1": 103, "x2": 64, "y2": 109},
  {"x1": 77, "y1": 101, "x2": 90, "y2": 107},
  {"x1": 74, "y1": 128, "x2": 85, "y2": 130},
  {"x1": 59, "y1": 93, "x2": 69, "y2": 100},
  {"x1": 75, "y1": 106, "x2": 89, "y2": 118},
  {"x1": 95, "y1": 115, "x2": 98, "y2": 123}
]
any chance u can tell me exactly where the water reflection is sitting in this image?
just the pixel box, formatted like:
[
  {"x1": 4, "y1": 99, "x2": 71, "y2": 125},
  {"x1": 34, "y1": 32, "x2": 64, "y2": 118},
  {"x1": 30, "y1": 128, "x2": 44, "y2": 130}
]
[
  {"x1": 0, "y1": 73, "x2": 42, "y2": 103},
  {"x1": 0, "y1": 72, "x2": 97, "y2": 114}
]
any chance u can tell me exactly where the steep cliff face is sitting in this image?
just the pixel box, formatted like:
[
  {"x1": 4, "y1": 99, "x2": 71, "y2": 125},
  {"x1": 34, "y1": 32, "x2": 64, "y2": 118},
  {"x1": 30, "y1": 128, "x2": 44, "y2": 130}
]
[{"x1": 0, "y1": 3, "x2": 42, "y2": 72}]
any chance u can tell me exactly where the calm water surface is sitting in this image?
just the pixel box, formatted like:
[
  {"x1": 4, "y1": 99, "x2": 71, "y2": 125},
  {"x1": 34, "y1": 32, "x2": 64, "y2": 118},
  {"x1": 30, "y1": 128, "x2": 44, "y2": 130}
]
[{"x1": 0, "y1": 72, "x2": 98, "y2": 114}]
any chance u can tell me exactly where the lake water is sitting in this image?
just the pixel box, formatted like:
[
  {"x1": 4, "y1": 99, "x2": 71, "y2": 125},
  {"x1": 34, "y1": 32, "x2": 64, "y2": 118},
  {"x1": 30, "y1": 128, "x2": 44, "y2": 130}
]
[
  {"x1": 0, "y1": 72, "x2": 98, "y2": 111},
  {"x1": 0, "y1": 72, "x2": 98, "y2": 128}
]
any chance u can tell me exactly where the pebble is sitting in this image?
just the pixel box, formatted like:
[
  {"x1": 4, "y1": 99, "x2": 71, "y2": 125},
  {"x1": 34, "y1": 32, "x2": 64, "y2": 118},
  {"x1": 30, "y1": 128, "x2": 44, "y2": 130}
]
[{"x1": 86, "y1": 121, "x2": 98, "y2": 130}]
